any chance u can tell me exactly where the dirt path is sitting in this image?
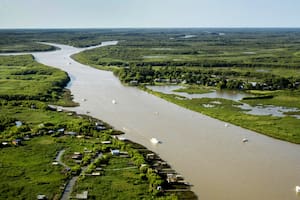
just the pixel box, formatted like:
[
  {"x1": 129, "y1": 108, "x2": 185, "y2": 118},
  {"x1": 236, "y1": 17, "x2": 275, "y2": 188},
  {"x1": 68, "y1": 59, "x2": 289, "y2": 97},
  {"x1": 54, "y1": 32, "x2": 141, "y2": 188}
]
[
  {"x1": 60, "y1": 176, "x2": 78, "y2": 200},
  {"x1": 59, "y1": 151, "x2": 103, "y2": 200},
  {"x1": 54, "y1": 149, "x2": 75, "y2": 200},
  {"x1": 55, "y1": 149, "x2": 69, "y2": 169}
]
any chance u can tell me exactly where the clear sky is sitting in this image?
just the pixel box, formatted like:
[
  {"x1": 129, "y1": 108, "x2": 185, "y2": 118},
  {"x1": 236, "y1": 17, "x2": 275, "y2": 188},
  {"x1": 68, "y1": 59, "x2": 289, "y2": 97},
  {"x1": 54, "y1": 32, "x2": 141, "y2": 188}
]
[{"x1": 0, "y1": 0, "x2": 299, "y2": 28}]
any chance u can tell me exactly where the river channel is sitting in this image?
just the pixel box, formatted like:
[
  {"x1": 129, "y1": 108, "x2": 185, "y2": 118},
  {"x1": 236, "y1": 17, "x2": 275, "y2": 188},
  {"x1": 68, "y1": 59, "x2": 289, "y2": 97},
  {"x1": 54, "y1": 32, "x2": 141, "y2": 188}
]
[{"x1": 4, "y1": 42, "x2": 300, "y2": 200}]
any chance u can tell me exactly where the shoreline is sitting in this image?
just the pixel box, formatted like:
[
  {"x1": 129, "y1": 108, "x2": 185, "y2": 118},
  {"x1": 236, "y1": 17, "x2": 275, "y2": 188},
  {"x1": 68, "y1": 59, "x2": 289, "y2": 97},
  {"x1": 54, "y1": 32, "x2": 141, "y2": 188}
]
[
  {"x1": 2, "y1": 42, "x2": 300, "y2": 200},
  {"x1": 62, "y1": 111, "x2": 198, "y2": 199},
  {"x1": 72, "y1": 51, "x2": 300, "y2": 144},
  {"x1": 137, "y1": 85, "x2": 300, "y2": 144}
]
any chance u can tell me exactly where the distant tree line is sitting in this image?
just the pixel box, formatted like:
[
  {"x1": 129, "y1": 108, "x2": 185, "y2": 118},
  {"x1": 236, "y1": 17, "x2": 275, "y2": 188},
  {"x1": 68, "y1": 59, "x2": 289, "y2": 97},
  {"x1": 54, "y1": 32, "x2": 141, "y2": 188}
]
[{"x1": 114, "y1": 66, "x2": 300, "y2": 90}]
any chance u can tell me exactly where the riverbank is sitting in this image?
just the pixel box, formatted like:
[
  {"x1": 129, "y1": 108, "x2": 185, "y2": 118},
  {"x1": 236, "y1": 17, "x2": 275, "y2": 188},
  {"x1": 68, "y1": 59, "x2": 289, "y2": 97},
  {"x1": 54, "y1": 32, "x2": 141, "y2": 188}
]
[
  {"x1": 65, "y1": 41, "x2": 300, "y2": 200},
  {"x1": 3, "y1": 41, "x2": 300, "y2": 199},
  {"x1": 2, "y1": 28, "x2": 300, "y2": 199},
  {"x1": 73, "y1": 48, "x2": 300, "y2": 144},
  {"x1": 0, "y1": 103, "x2": 196, "y2": 199},
  {"x1": 73, "y1": 53, "x2": 300, "y2": 144},
  {"x1": 140, "y1": 86, "x2": 300, "y2": 144},
  {"x1": 0, "y1": 54, "x2": 195, "y2": 199}
]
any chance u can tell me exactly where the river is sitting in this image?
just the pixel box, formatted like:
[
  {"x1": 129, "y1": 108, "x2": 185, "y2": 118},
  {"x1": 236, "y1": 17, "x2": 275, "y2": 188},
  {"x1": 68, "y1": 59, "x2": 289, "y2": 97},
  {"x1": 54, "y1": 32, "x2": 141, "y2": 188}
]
[{"x1": 3, "y1": 42, "x2": 300, "y2": 200}]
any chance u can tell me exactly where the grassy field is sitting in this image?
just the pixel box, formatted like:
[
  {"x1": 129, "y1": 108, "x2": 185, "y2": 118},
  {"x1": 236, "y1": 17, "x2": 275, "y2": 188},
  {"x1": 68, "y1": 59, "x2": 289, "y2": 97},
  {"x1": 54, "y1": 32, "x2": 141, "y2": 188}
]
[
  {"x1": 0, "y1": 29, "x2": 149, "y2": 52},
  {"x1": 0, "y1": 55, "x2": 70, "y2": 102},
  {"x1": 73, "y1": 29, "x2": 300, "y2": 69},
  {"x1": 73, "y1": 30, "x2": 300, "y2": 91},
  {"x1": 243, "y1": 89, "x2": 300, "y2": 109},
  {"x1": 72, "y1": 156, "x2": 152, "y2": 200},
  {"x1": 0, "y1": 136, "x2": 65, "y2": 200}
]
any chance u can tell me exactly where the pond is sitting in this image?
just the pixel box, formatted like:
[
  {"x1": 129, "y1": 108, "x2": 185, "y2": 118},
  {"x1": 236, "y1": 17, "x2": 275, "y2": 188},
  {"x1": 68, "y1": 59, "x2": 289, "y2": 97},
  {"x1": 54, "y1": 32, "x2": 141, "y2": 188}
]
[
  {"x1": 237, "y1": 104, "x2": 300, "y2": 119},
  {"x1": 147, "y1": 85, "x2": 300, "y2": 118}
]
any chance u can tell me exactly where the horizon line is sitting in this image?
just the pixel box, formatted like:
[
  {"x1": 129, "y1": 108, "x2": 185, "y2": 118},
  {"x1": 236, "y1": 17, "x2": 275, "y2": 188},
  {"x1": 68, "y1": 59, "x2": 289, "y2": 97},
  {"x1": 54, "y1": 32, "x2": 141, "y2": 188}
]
[{"x1": 1, "y1": 26, "x2": 300, "y2": 30}]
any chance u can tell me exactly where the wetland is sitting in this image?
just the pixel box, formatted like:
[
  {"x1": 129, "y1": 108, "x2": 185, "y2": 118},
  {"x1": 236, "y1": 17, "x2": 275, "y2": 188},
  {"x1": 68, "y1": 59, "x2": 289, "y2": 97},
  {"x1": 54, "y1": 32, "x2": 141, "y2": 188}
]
[{"x1": 1, "y1": 28, "x2": 300, "y2": 199}]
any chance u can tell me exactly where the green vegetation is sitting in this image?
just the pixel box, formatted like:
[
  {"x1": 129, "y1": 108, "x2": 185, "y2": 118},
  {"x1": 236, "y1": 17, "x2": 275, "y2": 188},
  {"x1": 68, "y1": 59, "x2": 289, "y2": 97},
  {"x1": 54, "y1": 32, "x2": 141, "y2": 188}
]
[
  {"x1": 0, "y1": 29, "x2": 150, "y2": 52},
  {"x1": 1, "y1": 28, "x2": 300, "y2": 198},
  {"x1": 72, "y1": 137, "x2": 195, "y2": 200},
  {"x1": 112, "y1": 65, "x2": 299, "y2": 92},
  {"x1": 0, "y1": 55, "x2": 71, "y2": 103},
  {"x1": 0, "y1": 136, "x2": 65, "y2": 200},
  {"x1": 0, "y1": 47, "x2": 193, "y2": 199},
  {"x1": 72, "y1": 29, "x2": 300, "y2": 91},
  {"x1": 73, "y1": 156, "x2": 152, "y2": 200},
  {"x1": 0, "y1": 42, "x2": 55, "y2": 53},
  {"x1": 73, "y1": 29, "x2": 300, "y2": 68},
  {"x1": 0, "y1": 103, "x2": 190, "y2": 199},
  {"x1": 0, "y1": 29, "x2": 105, "y2": 52},
  {"x1": 243, "y1": 90, "x2": 300, "y2": 108}
]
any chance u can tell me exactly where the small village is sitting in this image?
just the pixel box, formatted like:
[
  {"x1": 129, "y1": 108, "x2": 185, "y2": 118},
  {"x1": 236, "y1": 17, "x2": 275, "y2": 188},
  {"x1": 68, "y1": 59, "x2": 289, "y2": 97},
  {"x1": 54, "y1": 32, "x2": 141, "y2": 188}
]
[{"x1": 0, "y1": 111, "x2": 196, "y2": 200}]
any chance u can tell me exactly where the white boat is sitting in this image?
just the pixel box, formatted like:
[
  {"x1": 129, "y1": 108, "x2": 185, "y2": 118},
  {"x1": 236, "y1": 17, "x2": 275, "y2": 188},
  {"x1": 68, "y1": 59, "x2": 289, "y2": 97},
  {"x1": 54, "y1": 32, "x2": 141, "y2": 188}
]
[
  {"x1": 224, "y1": 123, "x2": 229, "y2": 127},
  {"x1": 296, "y1": 186, "x2": 300, "y2": 193},
  {"x1": 82, "y1": 98, "x2": 86, "y2": 102},
  {"x1": 242, "y1": 138, "x2": 249, "y2": 143},
  {"x1": 150, "y1": 138, "x2": 160, "y2": 144},
  {"x1": 112, "y1": 99, "x2": 117, "y2": 104}
]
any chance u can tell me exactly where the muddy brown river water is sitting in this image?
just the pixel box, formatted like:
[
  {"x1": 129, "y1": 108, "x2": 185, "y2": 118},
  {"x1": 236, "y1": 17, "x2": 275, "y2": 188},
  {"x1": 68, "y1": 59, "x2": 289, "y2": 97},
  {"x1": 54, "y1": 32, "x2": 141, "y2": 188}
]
[{"x1": 4, "y1": 42, "x2": 300, "y2": 200}]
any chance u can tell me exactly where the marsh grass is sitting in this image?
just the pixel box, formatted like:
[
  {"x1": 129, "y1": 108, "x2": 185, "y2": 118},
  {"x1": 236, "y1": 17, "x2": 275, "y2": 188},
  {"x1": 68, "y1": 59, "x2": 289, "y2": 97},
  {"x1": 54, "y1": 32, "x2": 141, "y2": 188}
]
[{"x1": 244, "y1": 90, "x2": 300, "y2": 109}]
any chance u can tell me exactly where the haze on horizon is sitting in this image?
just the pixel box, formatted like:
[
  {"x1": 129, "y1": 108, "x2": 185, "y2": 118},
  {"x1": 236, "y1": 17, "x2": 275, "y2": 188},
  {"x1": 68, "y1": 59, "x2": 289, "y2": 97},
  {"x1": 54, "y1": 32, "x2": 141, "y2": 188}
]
[{"x1": 0, "y1": 0, "x2": 300, "y2": 29}]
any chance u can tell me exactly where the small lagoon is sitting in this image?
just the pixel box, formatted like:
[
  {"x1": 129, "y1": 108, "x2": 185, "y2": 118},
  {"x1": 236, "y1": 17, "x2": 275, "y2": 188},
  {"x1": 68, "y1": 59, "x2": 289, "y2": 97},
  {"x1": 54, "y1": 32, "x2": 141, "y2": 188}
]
[{"x1": 147, "y1": 85, "x2": 300, "y2": 119}]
